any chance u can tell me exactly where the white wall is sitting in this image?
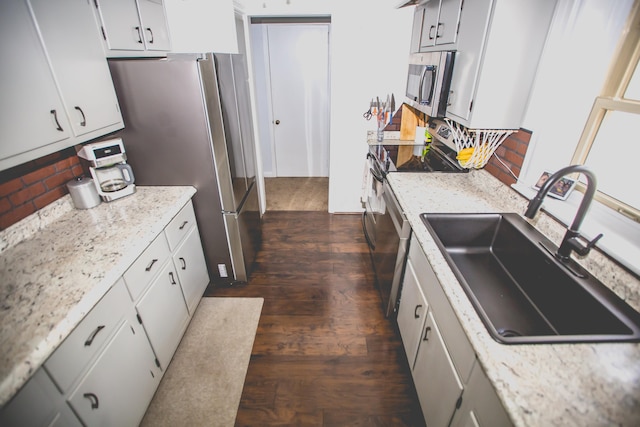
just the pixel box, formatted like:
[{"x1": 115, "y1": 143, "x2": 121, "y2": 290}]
[
  {"x1": 239, "y1": 0, "x2": 414, "y2": 212},
  {"x1": 164, "y1": 0, "x2": 238, "y2": 53}
]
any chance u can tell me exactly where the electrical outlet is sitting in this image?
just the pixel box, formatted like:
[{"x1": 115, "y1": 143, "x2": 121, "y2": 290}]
[{"x1": 217, "y1": 264, "x2": 228, "y2": 278}]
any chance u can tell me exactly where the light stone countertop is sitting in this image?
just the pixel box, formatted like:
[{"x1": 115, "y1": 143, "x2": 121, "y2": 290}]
[
  {"x1": 386, "y1": 170, "x2": 640, "y2": 427},
  {"x1": 0, "y1": 186, "x2": 196, "y2": 406}
]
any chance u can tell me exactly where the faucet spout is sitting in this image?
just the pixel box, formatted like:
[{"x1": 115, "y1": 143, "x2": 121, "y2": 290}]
[{"x1": 524, "y1": 165, "x2": 602, "y2": 261}]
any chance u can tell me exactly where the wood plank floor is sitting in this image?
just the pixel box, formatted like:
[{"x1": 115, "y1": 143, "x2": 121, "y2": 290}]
[{"x1": 205, "y1": 211, "x2": 425, "y2": 426}]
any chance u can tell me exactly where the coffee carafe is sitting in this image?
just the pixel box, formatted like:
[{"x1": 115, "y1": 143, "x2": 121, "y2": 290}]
[{"x1": 77, "y1": 138, "x2": 136, "y2": 202}]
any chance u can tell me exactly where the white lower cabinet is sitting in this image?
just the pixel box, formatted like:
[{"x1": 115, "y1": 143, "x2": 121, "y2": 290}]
[
  {"x1": 2, "y1": 199, "x2": 209, "y2": 425},
  {"x1": 136, "y1": 260, "x2": 190, "y2": 370},
  {"x1": 413, "y1": 310, "x2": 463, "y2": 426},
  {"x1": 0, "y1": 368, "x2": 79, "y2": 427},
  {"x1": 397, "y1": 258, "x2": 429, "y2": 368},
  {"x1": 398, "y1": 238, "x2": 512, "y2": 427},
  {"x1": 68, "y1": 313, "x2": 161, "y2": 426},
  {"x1": 173, "y1": 225, "x2": 210, "y2": 314}
]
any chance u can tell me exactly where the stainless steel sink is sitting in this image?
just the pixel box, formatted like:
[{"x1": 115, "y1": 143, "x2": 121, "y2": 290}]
[{"x1": 421, "y1": 213, "x2": 640, "y2": 344}]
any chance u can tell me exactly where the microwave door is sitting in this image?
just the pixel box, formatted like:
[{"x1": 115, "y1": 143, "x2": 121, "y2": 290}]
[{"x1": 420, "y1": 65, "x2": 436, "y2": 107}]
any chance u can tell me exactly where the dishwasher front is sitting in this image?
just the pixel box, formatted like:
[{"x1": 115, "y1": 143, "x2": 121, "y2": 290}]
[{"x1": 366, "y1": 180, "x2": 411, "y2": 318}]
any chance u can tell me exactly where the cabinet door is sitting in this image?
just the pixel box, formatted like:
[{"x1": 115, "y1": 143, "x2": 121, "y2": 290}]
[
  {"x1": 413, "y1": 310, "x2": 464, "y2": 427},
  {"x1": 138, "y1": 0, "x2": 171, "y2": 51},
  {"x1": 450, "y1": 363, "x2": 513, "y2": 427},
  {"x1": 136, "y1": 260, "x2": 189, "y2": 369},
  {"x1": 0, "y1": 369, "x2": 65, "y2": 427},
  {"x1": 445, "y1": 0, "x2": 492, "y2": 123},
  {"x1": 67, "y1": 316, "x2": 160, "y2": 427},
  {"x1": 410, "y1": 6, "x2": 425, "y2": 53},
  {"x1": 435, "y1": 0, "x2": 463, "y2": 46},
  {"x1": 45, "y1": 279, "x2": 130, "y2": 393},
  {"x1": 96, "y1": 0, "x2": 146, "y2": 51},
  {"x1": 173, "y1": 226, "x2": 210, "y2": 315},
  {"x1": 397, "y1": 258, "x2": 429, "y2": 369},
  {"x1": 29, "y1": 0, "x2": 123, "y2": 138},
  {"x1": 419, "y1": 0, "x2": 440, "y2": 49},
  {"x1": 0, "y1": 1, "x2": 70, "y2": 164}
]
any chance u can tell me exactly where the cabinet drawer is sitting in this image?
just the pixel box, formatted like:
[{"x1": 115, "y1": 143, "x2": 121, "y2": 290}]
[
  {"x1": 164, "y1": 201, "x2": 196, "y2": 251},
  {"x1": 67, "y1": 315, "x2": 160, "y2": 427},
  {"x1": 44, "y1": 279, "x2": 129, "y2": 392},
  {"x1": 409, "y1": 241, "x2": 476, "y2": 383},
  {"x1": 123, "y1": 232, "x2": 171, "y2": 301}
]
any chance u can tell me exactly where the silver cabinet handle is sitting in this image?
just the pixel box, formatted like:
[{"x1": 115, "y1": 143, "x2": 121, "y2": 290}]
[
  {"x1": 50, "y1": 109, "x2": 64, "y2": 131},
  {"x1": 169, "y1": 271, "x2": 177, "y2": 285},
  {"x1": 75, "y1": 106, "x2": 86, "y2": 127},
  {"x1": 146, "y1": 27, "x2": 154, "y2": 44},
  {"x1": 145, "y1": 258, "x2": 158, "y2": 272},
  {"x1": 84, "y1": 325, "x2": 105, "y2": 346},
  {"x1": 179, "y1": 257, "x2": 186, "y2": 270},
  {"x1": 179, "y1": 220, "x2": 189, "y2": 230},
  {"x1": 414, "y1": 304, "x2": 423, "y2": 319},
  {"x1": 83, "y1": 393, "x2": 99, "y2": 409},
  {"x1": 134, "y1": 26, "x2": 143, "y2": 43}
]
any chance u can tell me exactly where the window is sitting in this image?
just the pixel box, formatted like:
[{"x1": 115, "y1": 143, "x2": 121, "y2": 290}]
[
  {"x1": 572, "y1": 1, "x2": 640, "y2": 222},
  {"x1": 515, "y1": 0, "x2": 640, "y2": 275}
]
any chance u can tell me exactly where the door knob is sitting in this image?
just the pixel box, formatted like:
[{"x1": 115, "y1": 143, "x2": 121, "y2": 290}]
[{"x1": 275, "y1": 120, "x2": 280, "y2": 125}]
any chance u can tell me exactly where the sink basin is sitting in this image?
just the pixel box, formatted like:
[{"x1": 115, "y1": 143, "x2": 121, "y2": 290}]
[{"x1": 421, "y1": 213, "x2": 640, "y2": 344}]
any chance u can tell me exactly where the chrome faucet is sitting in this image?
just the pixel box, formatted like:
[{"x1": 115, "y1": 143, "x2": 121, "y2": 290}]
[{"x1": 524, "y1": 165, "x2": 603, "y2": 262}]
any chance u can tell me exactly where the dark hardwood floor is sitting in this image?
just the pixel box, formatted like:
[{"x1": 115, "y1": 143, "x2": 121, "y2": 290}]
[{"x1": 205, "y1": 211, "x2": 424, "y2": 426}]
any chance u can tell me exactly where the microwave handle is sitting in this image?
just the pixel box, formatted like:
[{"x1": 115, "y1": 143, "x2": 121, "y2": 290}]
[
  {"x1": 418, "y1": 66, "x2": 428, "y2": 104},
  {"x1": 420, "y1": 66, "x2": 436, "y2": 106}
]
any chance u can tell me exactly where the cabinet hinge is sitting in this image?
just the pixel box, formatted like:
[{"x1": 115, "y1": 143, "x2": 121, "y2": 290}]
[
  {"x1": 137, "y1": 313, "x2": 143, "y2": 324},
  {"x1": 155, "y1": 358, "x2": 161, "y2": 368}
]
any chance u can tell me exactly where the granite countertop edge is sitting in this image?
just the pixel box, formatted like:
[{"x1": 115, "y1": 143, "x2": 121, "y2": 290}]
[
  {"x1": 0, "y1": 185, "x2": 196, "y2": 406},
  {"x1": 386, "y1": 171, "x2": 640, "y2": 427}
]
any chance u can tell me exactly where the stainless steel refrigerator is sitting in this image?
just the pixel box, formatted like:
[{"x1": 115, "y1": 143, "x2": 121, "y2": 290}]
[{"x1": 107, "y1": 53, "x2": 262, "y2": 285}]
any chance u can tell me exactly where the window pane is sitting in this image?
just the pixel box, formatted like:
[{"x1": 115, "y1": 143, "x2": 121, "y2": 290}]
[
  {"x1": 625, "y1": 61, "x2": 640, "y2": 100},
  {"x1": 584, "y1": 110, "x2": 639, "y2": 210}
]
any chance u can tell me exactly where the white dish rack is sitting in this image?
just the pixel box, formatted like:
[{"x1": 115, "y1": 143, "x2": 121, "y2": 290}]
[{"x1": 445, "y1": 118, "x2": 515, "y2": 169}]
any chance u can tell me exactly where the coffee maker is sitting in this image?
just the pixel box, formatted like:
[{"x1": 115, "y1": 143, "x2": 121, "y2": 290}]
[{"x1": 77, "y1": 138, "x2": 136, "y2": 202}]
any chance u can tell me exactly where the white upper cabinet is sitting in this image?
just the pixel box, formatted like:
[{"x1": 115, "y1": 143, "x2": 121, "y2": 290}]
[
  {"x1": 30, "y1": 0, "x2": 124, "y2": 137},
  {"x1": 419, "y1": 0, "x2": 463, "y2": 50},
  {"x1": 445, "y1": 0, "x2": 557, "y2": 129},
  {"x1": 94, "y1": 0, "x2": 171, "y2": 55},
  {"x1": 0, "y1": 1, "x2": 71, "y2": 167},
  {"x1": 0, "y1": 0, "x2": 123, "y2": 172}
]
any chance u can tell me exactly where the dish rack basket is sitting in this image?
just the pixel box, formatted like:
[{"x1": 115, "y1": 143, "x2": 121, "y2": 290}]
[{"x1": 445, "y1": 119, "x2": 515, "y2": 169}]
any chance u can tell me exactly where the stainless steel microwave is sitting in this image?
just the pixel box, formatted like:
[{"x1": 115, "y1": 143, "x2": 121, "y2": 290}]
[{"x1": 405, "y1": 51, "x2": 455, "y2": 118}]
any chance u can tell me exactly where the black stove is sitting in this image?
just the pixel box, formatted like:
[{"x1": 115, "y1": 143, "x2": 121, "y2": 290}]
[{"x1": 371, "y1": 139, "x2": 468, "y2": 175}]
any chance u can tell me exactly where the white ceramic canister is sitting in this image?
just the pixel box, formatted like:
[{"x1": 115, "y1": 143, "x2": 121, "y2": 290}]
[{"x1": 66, "y1": 176, "x2": 101, "y2": 209}]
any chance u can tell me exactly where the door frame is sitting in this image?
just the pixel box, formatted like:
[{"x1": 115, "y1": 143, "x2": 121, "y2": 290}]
[{"x1": 248, "y1": 16, "x2": 331, "y2": 178}]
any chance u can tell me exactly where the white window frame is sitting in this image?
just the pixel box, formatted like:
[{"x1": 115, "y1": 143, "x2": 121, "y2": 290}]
[{"x1": 571, "y1": 1, "x2": 640, "y2": 222}]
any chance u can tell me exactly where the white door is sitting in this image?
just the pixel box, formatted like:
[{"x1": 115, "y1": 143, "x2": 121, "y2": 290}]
[{"x1": 266, "y1": 24, "x2": 330, "y2": 177}]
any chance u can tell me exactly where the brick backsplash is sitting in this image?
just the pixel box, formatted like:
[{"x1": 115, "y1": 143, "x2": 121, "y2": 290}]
[
  {"x1": 0, "y1": 147, "x2": 83, "y2": 230},
  {"x1": 484, "y1": 128, "x2": 531, "y2": 186}
]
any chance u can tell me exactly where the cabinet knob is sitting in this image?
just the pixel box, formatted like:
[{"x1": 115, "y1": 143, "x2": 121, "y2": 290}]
[{"x1": 275, "y1": 119, "x2": 280, "y2": 125}]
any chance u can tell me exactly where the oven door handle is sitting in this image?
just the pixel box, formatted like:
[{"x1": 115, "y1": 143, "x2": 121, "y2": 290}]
[{"x1": 362, "y1": 211, "x2": 376, "y2": 250}]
